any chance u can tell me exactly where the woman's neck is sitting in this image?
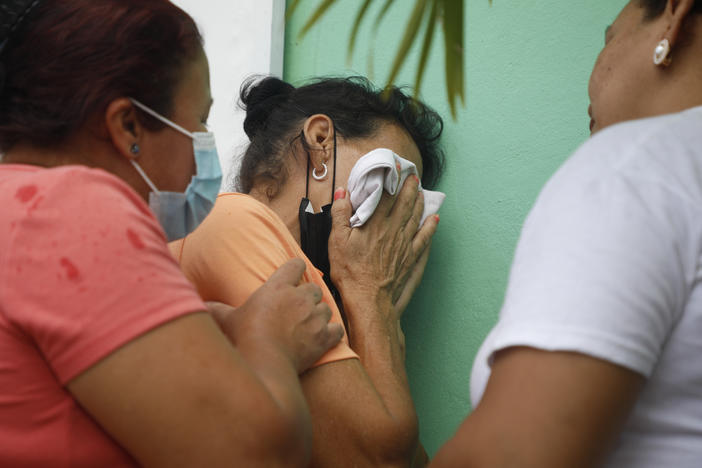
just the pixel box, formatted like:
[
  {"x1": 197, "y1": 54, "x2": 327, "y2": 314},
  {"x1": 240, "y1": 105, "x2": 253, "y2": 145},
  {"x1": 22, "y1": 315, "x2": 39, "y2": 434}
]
[
  {"x1": 249, "y1": 186, "x2": 303, "y2": 245},
  {"x1": 2, "y1": 137, "x2": 149, "y2": 201},
  {"x1": 3, "y1": 144, "x2": 74, "y2": 168}
]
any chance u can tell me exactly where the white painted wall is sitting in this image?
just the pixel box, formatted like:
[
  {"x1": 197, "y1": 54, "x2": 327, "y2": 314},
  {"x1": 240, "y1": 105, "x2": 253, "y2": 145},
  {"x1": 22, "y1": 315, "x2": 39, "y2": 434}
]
[{"x1": 172, "y1": 0, "x2": 285, "y2": 189}]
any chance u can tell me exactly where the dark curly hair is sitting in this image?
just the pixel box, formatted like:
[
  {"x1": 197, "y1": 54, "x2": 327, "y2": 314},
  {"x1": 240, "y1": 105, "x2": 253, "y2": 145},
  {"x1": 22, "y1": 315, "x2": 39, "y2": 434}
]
[
  {"x1": 638, "y1": 0, "x2": 702, "y2": 19},
  {"x1": 236, "y1": 76, "x2": 445, "y2": 193}
]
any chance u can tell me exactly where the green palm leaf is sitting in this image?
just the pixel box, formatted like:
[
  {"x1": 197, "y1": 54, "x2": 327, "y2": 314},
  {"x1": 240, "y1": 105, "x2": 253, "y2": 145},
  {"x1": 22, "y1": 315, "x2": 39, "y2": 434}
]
[
  {"x1": 385, "y1": 0, "x2": 429, "y2": 86},
  {"x1": 289, "y1": 0, "x2": 492, "y2": 119},
  {"x1": 441, "y1": 0, "x2": 465, "y2": 118},
  {"x1": 297, "y1": 0, "x2": 336, "y2": 38},
  {"x1": 347, "y1": 0, "x2": 374, "y2": 62},
  {"x1": 373, "y1": 0, "x2": 398, "y2": 30},
  {"x1": 285, "y1": 0, "x2": 302, "y2": 19},
  {"x1": 414, "y1": 0, "x2": 439, "y2": 96}
]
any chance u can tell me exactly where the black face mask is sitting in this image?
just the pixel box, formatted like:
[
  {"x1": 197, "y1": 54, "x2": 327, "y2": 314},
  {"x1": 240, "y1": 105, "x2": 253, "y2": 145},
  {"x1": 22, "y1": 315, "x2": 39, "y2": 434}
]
[
  {"x1": 298, "y1": 130, "x2": 349, "y2": 330},
  {"x1": 298, "y1": 199, "x2": 332, "y2": 278},
  {"x1": 298, "y1": 130, "x2": 337, "y2": 281}
]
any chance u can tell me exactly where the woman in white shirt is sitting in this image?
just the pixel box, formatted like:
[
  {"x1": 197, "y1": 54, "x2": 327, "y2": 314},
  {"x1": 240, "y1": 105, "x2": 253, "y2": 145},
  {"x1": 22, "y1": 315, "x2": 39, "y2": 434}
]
[{"x1": 433, "y1": 1, "x2": 702, "y2": 467}]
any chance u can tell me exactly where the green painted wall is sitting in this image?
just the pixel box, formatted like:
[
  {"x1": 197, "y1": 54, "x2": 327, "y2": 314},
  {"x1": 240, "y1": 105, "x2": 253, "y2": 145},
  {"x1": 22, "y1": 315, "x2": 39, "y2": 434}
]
[{"x1": 285, "y1": 0, "x2": 627, "y2": 456}]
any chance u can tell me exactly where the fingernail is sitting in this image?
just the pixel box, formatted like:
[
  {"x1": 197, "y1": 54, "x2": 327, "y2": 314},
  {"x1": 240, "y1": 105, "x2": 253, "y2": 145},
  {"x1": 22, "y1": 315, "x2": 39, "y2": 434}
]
[
  {"x1": 334, "y1": 187, "x2": 345, "y2": 201},
  {"x1": 434, "y1": 214, "x2": 440, "y2": 224}
]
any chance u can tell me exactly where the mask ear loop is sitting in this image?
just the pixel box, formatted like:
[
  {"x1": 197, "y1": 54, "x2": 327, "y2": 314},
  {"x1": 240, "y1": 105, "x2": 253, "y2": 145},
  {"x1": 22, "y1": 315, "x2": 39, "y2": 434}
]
[
  {"x1": 304, "y1": 131, "x2": 311, "y2": 200},
  {"x1": 329, "y1": 125, "x2": 337, "y2": 203},
  {"x1": 130, "y1": 98, "x2": 194, "y2": 139}
]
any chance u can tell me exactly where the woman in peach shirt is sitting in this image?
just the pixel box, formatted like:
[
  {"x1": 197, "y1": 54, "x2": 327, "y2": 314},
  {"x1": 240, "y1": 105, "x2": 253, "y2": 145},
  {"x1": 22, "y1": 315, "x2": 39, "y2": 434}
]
[{"x1": 172, "y1": 76, "x2": 445, "y2": 466}]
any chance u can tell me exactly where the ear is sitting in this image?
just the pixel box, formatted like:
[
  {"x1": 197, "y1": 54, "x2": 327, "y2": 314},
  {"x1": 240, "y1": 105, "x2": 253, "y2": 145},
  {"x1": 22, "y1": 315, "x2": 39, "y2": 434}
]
[
  {"x1": 302, "y1": 114, "x2": 334, "y2": 172},
  {"x1": 663, "y1": 0, "x2": 696, "y2": 47},
  {"x1": 104, "y1": 98, "x2": 145, "y2": 163}
]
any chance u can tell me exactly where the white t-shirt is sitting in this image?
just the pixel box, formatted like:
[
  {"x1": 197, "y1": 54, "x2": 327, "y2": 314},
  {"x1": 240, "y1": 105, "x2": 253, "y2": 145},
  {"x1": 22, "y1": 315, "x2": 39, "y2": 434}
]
[{"x1": 471, "y1": 106, "x2": 702, "y2": 467}]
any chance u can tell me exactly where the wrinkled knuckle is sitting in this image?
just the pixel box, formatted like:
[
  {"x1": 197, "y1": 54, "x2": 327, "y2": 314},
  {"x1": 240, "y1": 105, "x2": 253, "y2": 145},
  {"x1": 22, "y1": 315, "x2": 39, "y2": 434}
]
[
  {"x1": 309, "y1": 283, "x2": 322, "y2": 297},
  {"x1": 318, "y1": 303, "x2": 332, "y2": 320}
]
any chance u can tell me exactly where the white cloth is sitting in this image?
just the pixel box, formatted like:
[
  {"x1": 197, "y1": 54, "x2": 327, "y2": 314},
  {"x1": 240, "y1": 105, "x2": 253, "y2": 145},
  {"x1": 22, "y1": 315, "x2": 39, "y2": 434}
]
[
  {"x1": 471, "y1": 106, "x2": 702, "y2": 468},
  {"x1": 347, "y1": 148, "x2": 445, "y2": 228}
]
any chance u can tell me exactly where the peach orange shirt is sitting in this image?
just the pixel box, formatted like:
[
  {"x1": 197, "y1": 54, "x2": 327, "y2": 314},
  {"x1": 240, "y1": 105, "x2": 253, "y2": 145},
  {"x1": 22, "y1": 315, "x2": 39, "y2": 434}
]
[
  {"x1": 0, "y1": 165, "x2": 206, "y2": 467},
  {"x1": 170, "y1": 193, "x2": 358, "y2": 366}
]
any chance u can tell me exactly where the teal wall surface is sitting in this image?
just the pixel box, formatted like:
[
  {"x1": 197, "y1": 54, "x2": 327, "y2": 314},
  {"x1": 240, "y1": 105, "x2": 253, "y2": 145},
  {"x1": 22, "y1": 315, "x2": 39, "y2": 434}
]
[{"x1": 285, "y1": 0, "x2": 627, "y2": 456}]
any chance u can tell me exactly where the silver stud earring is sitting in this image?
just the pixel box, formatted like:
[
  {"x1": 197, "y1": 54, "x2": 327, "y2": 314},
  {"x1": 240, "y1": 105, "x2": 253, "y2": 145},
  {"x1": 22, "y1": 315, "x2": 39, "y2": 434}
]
[
  {"x1": 312, "y1": 163, "x2": 328, "y2": 181},
  {"x1": 130, "y1": 143, "x2": 140, "y2": 155},
  {"x1": 653, "y1": 39, "x2": 671, "y2": 66}
]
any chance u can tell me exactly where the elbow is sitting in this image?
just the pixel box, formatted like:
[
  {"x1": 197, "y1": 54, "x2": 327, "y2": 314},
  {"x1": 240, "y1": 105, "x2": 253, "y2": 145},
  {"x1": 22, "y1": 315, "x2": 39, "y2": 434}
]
[{"x1": 366, "y1": 412, "x2": 421, "y2": 467}]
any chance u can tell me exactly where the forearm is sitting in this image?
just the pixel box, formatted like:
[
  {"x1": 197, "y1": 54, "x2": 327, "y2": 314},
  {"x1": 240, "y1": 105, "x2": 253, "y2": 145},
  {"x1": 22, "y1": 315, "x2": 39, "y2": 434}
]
[
  {"x1": 302, "y1": 357, "x2": 421, "y2": 467},
  {"x1": 236, "y1": 342, "x2": 312, "y2": 465},
  {"x1": 342, "y1": 292, "x2": 419, "y2": 455}
]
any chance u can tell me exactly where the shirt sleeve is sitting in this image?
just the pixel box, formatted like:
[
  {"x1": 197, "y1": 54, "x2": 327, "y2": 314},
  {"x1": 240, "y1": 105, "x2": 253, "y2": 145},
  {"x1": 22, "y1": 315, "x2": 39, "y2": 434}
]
[
  {"x1": 483, "y1": 135, "x2": 697, "y2": 379},
  {"x1": 171, "y1": 193, "x2": 358, "y2": 367},
  {"x1": 1, "y1": 167, "x2": 206, "y2": 384}
]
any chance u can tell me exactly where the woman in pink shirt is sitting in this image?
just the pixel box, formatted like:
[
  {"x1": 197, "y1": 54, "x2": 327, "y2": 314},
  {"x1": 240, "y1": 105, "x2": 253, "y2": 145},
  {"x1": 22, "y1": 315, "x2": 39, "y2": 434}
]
[{"x1": 0, "y1": 0, "x2": 362, "y2": 465}]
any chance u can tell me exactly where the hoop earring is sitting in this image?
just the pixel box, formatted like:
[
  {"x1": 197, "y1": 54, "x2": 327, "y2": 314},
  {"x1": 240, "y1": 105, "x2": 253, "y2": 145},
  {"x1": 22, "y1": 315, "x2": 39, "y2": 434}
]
[
  {"x1": 130, "y1": 143, "x2": 140, "y2": 155},
  {"x1": 653, "y1": 39, "x2": 671, "y2": 66},
  {"x1": 312, "y1": 163, "x2": 328, "y2": 181}
]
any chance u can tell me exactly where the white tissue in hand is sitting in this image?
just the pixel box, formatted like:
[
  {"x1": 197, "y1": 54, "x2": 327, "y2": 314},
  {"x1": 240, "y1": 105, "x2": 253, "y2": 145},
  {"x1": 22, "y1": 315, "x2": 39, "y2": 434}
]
[{"x1": 347, "y1": 148, "x2": 445, "y2": 228}]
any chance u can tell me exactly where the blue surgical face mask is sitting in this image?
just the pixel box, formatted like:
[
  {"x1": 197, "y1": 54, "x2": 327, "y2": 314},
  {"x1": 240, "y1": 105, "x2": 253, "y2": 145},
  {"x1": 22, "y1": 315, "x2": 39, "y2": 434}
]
[{"x1": 128, "y1": 98, "x2": 222, "y2": 241}]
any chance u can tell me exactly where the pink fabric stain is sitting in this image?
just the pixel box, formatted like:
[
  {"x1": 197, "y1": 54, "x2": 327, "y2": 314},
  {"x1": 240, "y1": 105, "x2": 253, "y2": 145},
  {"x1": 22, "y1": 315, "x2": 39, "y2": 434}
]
[
  {"x1": 126, "y1": 229, "x2": 145, "y2": 250},
  {"x1": 59, "y1": 257, "x2": 81, "y2": 282},
  {"x1": 15, "y1": 185, "x2": 38, "y2": 203},
  {"x1": 27, "y1": 195, "x2": 45, "y2": 214}
]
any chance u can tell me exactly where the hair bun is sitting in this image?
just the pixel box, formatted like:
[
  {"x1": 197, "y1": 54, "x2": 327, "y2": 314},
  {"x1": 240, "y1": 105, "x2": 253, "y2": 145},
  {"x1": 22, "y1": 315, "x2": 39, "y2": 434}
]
[{"x1": 240, "y1": 76, "x2": 294, "y2": 140}]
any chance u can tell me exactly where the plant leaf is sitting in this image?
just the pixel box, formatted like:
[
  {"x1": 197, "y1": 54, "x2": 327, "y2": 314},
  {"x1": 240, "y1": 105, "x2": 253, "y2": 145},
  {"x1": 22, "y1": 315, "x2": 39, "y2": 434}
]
[
  {"x1": 347, "y1": 0, "x2": 375, "y2": 63},
  {"x1": 285, "y1": 0, "x2": 302, "y2": 20},
  {"x1": 413, "y1": 0, "x2": 439, "y2": 95},
  {"x1": 385, "y1": 0, "x2": 429, "y2": 87},
  {"x1": 367, "y1": 0, "x2": 396, "y2": 80},
  {"x1": 441, "y1": 0, "x2": 465, "y2": 118},
  {"x1": 373, "y1": 0, "x2": 398, "y2": 30},
  {"x1": 289, "y1": 0, "x2": 479, "y2": 120},
  {"x1": 298, "y1": 0, "x2": 338, "y2": 39}
]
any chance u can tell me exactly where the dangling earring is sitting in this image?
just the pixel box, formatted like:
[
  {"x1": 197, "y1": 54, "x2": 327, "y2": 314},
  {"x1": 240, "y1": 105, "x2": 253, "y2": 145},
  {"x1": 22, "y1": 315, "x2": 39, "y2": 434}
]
[
  {"x1": 653, "y1": 39, "x2": 671, "y2": 66},
  {"x1": 130, "y1": 143, "x2": 140, "y2": 155},
  {"x1": 312, "y1": 162, "x2": 328, "y2": 181}
]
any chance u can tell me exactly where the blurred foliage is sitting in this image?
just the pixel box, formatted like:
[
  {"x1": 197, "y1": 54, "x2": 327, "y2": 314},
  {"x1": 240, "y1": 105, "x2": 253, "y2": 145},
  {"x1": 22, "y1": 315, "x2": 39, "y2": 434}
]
[{"x1": 288, "y1": 0, "x2": 492, "y2": 118}]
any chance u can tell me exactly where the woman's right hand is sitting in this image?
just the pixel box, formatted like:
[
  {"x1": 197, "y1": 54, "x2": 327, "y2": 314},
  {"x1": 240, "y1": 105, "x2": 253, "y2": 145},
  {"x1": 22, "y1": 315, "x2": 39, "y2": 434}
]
[
  {"x1": 329, "y1": 177, "x2": 439, "y2": 323},
  {"x1": 209, "y1": 258, "x2": 344, "y2": 374}
]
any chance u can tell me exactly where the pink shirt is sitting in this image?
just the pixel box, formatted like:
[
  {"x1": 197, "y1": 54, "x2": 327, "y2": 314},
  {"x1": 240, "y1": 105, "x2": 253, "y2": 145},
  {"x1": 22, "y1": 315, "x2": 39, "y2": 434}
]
[{"x1": 0, "y1": 165, "x2": 206, "y2": 467}]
